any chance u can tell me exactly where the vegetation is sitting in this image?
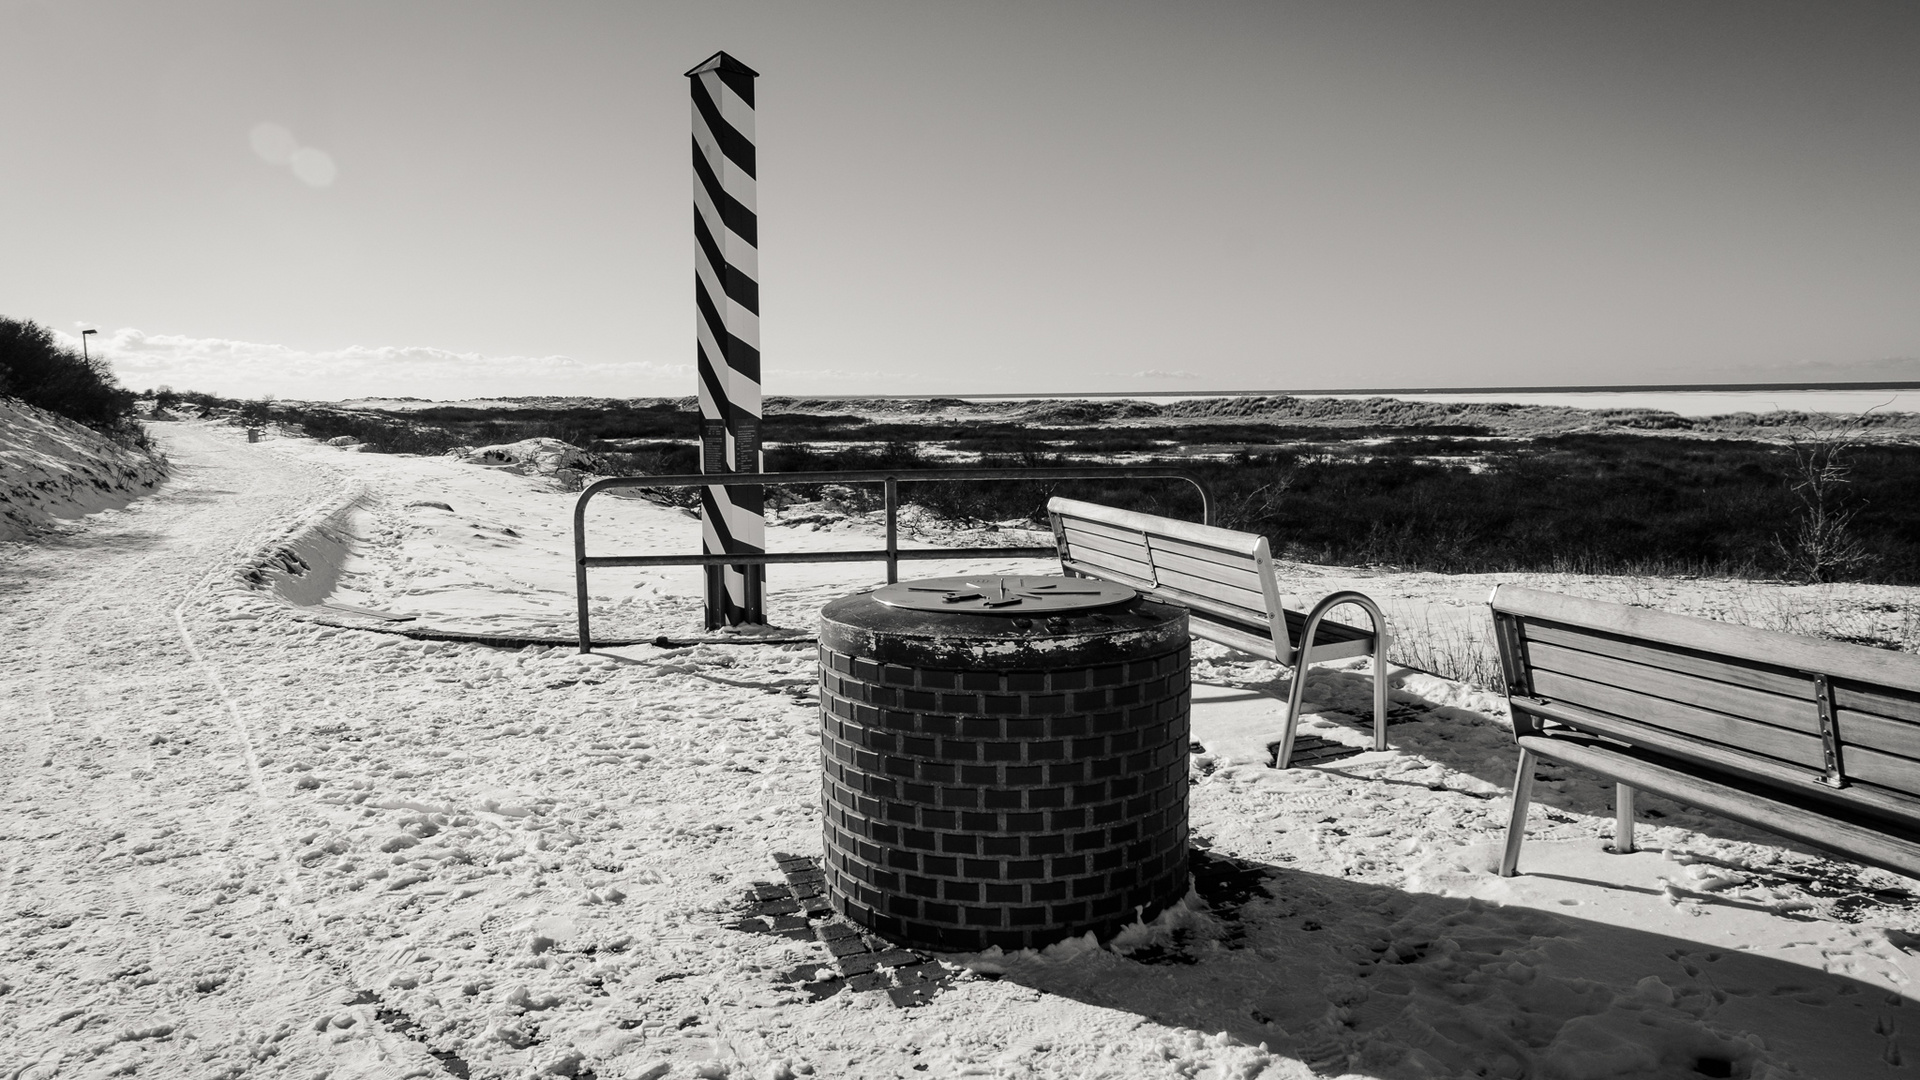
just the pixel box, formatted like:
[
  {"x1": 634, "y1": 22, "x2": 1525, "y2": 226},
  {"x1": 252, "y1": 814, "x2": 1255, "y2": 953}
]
[
  {"x1": 762, "y1": 433, "x2": 1920, "y2": 585},
  {"x1": 0, "y1": 316, "x2": 148, "y2": 447},
  {"x1": 134, "y1": 389, "x2": 1920, "y2": 585}
]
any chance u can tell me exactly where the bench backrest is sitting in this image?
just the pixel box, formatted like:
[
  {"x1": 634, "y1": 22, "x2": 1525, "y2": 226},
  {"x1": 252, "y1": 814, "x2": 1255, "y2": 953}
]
[
  {"x1": 1491, "y1": 584, "x2": 1920, "y2": 821},
  {"x1": 1047, "y1": 496, "x2": 1290, "y2": 660}
]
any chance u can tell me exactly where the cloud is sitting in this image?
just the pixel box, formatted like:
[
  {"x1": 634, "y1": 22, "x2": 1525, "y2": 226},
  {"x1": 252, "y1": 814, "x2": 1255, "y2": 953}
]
[
  {"x1": 250, "y1": 122, "x2": 338, "y2": 189},
  {"x1": 1093, "y1": 368, "x2": 1204, "y2": 381},
  {"x1": 70, "y1": 328, "x2": 691, "y2": 401},
  {"x1": 764, "y1": 367, "x2": 922, "y2": 384}
]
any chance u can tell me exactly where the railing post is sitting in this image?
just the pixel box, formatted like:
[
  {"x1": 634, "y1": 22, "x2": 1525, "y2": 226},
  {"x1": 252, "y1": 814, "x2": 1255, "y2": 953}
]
[
  {"x1": 574, "y1": 485, "x2": 596, "y2": 653},
  {"x1": 885, "y1": 476, "x2": 900, "y2": 584}
]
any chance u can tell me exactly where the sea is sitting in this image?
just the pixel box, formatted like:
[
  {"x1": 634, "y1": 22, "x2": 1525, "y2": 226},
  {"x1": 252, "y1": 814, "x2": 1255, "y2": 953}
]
[
  {"x1": 1050, "y1": 389, "x2": 1920, "y2": 419},
  {"x1": 1293, "y1": 389, "x2": 1920, "y2": 418}
]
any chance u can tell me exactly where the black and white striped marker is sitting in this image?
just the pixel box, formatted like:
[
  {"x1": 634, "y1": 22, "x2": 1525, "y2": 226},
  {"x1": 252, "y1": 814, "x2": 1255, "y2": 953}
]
[{"x1": 687, "y1": 51, "x2": 764, "y2": 627}]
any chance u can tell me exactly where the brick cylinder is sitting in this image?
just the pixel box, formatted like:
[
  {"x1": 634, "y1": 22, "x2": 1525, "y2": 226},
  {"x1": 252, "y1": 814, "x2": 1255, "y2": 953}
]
[{"x1": 817, "y1": 580, "x2": 1190, "y2": 952}]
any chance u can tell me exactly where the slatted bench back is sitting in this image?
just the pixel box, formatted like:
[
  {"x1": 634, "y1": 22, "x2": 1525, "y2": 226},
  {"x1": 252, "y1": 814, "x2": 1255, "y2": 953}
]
[
  {"x1": 1492, "y1": 585, "x2": 1920, "y2": 822},
  {"x1": 1047, "y1": 497, "x2": 1288, "y2": 661}
]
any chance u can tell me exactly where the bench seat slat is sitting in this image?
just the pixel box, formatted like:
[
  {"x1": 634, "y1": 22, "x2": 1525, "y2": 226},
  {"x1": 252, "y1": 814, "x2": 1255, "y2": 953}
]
[
  {"x1": 1525, "y1": 640, "x2": 1818, "y2": 735},
  {"x1": 1189, "y1": 619, "x2": 1284, "y2": 661},
  {"x1": 1185, "y1": 613, "x2": 1375, "y2": 663},
  {"x1": 1525, "y1": 621, "x2": 1814, "y2": 699},
  {"x1": 1284, "y1": 607, "x2": 1374, "y2": 646},
  {"x1": 1524, "y1": 671, "x2": 1825, "y2": 769},
  {"x1": 1517, "y1": 733, "x2": 1920, "y2": 880}
]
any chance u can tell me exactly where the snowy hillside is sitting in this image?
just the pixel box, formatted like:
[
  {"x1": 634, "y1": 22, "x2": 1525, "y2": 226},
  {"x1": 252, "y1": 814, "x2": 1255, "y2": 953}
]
[
  {"x1": 4, "y1": 419, "x2": 1920, "y2": 1079},
  {"x1": 0, "y1": 397, "x2": 168, "y2": 540}
]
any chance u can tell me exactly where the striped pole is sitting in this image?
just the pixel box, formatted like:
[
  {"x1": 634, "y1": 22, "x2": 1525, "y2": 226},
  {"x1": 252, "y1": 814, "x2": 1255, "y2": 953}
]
[{"x1": 687, "y1": 51, "x2": 764, "y2": 628}]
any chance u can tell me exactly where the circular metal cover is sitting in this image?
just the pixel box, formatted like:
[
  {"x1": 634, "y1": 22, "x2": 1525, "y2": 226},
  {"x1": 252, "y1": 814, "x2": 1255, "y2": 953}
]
[{"x1": 870, "y1": 574, "x2": 1137, "y2": 615}]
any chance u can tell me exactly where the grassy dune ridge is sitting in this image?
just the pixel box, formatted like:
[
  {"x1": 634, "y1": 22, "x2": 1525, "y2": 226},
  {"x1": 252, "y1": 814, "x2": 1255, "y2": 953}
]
[{"x1": 168, "y1": 391, "x2": 1920, "y2": 586}]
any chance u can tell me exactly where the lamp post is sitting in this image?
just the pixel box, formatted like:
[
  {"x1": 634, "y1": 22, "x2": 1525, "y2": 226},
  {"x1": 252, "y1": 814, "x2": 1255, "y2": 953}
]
[{"x1": 81, "y1": 329, "x2": 97, "y2": 362}]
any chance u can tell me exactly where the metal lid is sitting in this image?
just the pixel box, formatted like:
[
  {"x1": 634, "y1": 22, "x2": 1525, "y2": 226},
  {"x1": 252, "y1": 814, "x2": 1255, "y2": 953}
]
[{"x1": 870, "y1": 575, "x2": 1137, "y2": 615}]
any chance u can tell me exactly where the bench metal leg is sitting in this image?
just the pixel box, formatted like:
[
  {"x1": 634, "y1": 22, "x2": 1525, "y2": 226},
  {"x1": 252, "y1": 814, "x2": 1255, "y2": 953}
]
[
  {"x1": 1499, "y1": 748, "x2": 1538, "y2": 877},
  {"x1": 1274, "y1": 591, "x2": 1390, "y2": 768},
  {"x1": 1614, "y1": 783, "x2": 1636, "y2": 854},
  {"x1": 1371, "y1": 627, "x2": 1390, "y2": 753},
  {"x1": 1274, "y1": 685, "x2": 1306, "y2": 772}
]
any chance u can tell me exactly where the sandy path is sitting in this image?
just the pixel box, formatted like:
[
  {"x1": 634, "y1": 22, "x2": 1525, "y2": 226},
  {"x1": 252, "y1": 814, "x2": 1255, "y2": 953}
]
[{"x1": 0, "y1": 426, "x2": 433, "y2": 1078}]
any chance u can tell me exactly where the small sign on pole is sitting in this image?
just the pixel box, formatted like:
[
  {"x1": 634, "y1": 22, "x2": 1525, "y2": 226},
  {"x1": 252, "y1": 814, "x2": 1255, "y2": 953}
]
[{"x1": 687, "y1": 50, "x2": 765, "y2": 628}]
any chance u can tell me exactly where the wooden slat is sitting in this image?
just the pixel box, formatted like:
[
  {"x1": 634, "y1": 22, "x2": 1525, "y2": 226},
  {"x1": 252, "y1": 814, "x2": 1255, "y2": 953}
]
[
  {"x1": 1525, "y1": 622, "x2": 1813, "y2": 699},
  {"x1": 1525, "y1": 641, "x2": 1818, "y2": 734},
  {"x1": 1843, "y1": 744, "x2": 1920, "y2": 800},
  {"x1": 1511, "y1": 696, "x2": 1814, "y2": 788},
  {"x1": 1493, "y1": 585, "x2": 1920, "y2": 693},
  {"x1": 1513, "y1": 695, "x2": 1920, "y2": 827},
  {"x1": 1059, "y1": 531, "x2": 1156, "y2": 576},
  {"x1": 1294, "y1": 634, "x2": 1376, "y2": 663},
  {"x1": 1185, "y1": 611, "x2": 1370, "y2": 663},
  {"x1": 1152, "y1": 584, "x2": 1274, "y2": 635},
  {"x1": 1059, "y1": 557, "x2": 1153, "y2": 593},
  {"x1": 1838, "y1": 684, "x2": 1920, "y2": 726},
  {"x1": 1526, "y1": 672, "x2": 1825, "y2": 768},
  {"x1": 1516, "y1": 734, "x2": 1920, "y2": 879},
  {"x1": 1058, "y1": 516, "x2": 1155, "y2": 552},
  {"x1": 1142, "y1": 544, "x2": 1267, "y2": 592},
  {"x1": 1059, "y1": 534, "x2": 1155, "y2": 572},
  {"x1": 1282, "y1": 608, "x2": 1373, "y2": 645},
  {"x1": 1049, "y1": 497, "x2": 1264, "y2": 557},
  {"x1": 1839, "y1": 711, "x2": 1920, "y2": 767},
  {"x1": 1144, "y1": 531, "x2": 1264, "y2": 573},
  {"x1": 1188, "y1": 618, "x2": 1285, "y2": 662},
  {"x1": 1149, "y1": 564, "x2": 1269, "y2": 618}
]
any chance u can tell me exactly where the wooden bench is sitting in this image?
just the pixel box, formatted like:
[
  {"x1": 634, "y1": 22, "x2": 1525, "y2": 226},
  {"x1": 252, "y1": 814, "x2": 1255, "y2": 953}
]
[
  {"x1": 1047, "y1": 497, "x2": 1389, "y2": 768},
  {"x1": 1491, "y1": 584, "x2": 1920, "y2": 879}
]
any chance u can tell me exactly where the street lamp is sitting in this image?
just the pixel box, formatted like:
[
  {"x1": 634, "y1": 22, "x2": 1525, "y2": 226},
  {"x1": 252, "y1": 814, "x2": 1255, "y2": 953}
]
[{"x1": 81, "y1": 329, "x2": 97, "y2": 362}]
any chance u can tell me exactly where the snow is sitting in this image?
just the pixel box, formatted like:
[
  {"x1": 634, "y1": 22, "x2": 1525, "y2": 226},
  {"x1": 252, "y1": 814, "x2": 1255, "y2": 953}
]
[
  {"x1": 4, "y1": 418, "x2": 1920, "y2": 1079},
  {"x1": 0, "y1": 398, "x2": 167, "y2": 540}
]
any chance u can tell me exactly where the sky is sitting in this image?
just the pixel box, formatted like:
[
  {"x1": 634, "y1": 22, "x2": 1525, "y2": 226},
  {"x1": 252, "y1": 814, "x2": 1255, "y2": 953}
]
[{"x1": 3, "y1": 0, "x2": 1918, "y2": 402}]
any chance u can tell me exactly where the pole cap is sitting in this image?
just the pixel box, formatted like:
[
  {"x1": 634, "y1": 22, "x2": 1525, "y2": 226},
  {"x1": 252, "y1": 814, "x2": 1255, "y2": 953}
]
[{"x1": 685, "y1": 51, "x2": 758, "y2": 78}]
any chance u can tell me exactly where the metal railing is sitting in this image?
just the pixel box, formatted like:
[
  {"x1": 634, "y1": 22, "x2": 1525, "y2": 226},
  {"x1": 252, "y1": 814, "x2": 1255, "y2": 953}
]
[{"x1": 573, "y1": 467, "x2": 1212, "y2": 651}]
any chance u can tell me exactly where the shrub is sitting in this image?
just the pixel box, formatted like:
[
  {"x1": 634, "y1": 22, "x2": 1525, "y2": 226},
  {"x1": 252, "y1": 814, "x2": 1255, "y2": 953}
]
[{"x1": 0, "y1": 316, "x2": 142, "y2": 442}]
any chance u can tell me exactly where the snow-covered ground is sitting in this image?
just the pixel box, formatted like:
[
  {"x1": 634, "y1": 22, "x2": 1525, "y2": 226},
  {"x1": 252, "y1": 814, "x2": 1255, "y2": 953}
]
[
  {"x1": 5, "y1": 419, "x2": 1920, "y2": 1080},
  {"x1": 0, "y1": 399, "x2": 167, "y2": 541}
]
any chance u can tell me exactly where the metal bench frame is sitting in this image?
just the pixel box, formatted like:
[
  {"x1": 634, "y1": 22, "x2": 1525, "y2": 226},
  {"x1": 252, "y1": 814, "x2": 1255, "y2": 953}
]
[
  {"x1": 1046, "y1": 496, "x2": 1389, "y2": 768},
  {"x1": 1492, "y1": 584, "x2": 1920, "y2": 879}
]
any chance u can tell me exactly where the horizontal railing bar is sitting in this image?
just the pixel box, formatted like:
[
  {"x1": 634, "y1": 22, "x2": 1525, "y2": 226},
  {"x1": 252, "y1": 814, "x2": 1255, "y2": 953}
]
[
  {"x1": 584, "y1": 547, "x2": 1058, "y2": 569},
  {"x1": 575, "y1": 464, "x2": 1213, "y2": 652},
  {"x1": 580, "y1": 466, "x2": 1207, "y2": 499}
]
